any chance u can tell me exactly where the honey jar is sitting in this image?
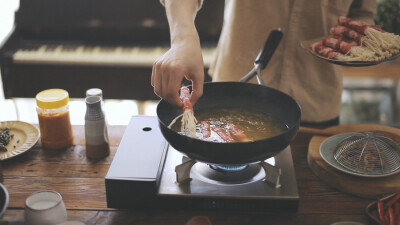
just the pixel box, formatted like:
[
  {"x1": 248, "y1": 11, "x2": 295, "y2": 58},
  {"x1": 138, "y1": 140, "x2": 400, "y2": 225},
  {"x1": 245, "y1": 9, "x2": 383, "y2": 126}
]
[{"x1": 36, "y1": 89, "x2": 73, "y2": 149}]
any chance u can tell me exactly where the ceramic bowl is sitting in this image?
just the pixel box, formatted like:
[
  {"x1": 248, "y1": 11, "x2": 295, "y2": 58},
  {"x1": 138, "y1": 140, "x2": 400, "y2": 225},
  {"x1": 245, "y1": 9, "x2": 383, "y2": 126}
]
[{"x1": 0, "y1": 182, "x2": 9, "y2": 218}]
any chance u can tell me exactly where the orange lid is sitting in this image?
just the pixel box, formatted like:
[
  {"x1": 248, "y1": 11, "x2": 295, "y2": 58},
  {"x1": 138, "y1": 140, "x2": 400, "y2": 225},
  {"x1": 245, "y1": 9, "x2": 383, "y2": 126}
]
[{"x1": 36, "y1": 89, "x2": 69, "y2": 109}]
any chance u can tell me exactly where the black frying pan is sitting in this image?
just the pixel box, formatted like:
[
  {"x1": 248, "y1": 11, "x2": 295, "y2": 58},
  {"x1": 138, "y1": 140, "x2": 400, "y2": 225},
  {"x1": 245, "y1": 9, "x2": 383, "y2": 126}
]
[{"x1": 157, "y1": 30, "x2": 302, "y2": 165}]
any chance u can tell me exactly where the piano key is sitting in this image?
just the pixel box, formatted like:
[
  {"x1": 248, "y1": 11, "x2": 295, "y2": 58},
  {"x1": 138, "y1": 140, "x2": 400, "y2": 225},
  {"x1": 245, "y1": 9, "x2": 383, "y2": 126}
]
[
  {"x1": 99, "y1": 47, "x2": 115, "y2": 52},
  {"x1": 61, "y1": 45, "x2": 79, "y2": 52},
  {"x1": 120, "y1": 47, "x2": 134, "y2": 53},
  {"x1": 37, "y1": 45, "x2": 47, "y2": 52},
  {"x1": 83, "y1": 46, "x2": 95, "y2": 52},
  {"x1": 44, "y1": 45, "x2": 58, "y2": 52},
  {"x1": 12, "y1": 44, "x2": 216, "y2": 67}
]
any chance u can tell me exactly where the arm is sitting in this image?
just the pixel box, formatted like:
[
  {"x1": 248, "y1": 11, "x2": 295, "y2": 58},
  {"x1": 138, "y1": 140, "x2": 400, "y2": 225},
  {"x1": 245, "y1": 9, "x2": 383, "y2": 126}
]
[{"x1": 152, "y1": 0, "x2": 205, "y2": 108}]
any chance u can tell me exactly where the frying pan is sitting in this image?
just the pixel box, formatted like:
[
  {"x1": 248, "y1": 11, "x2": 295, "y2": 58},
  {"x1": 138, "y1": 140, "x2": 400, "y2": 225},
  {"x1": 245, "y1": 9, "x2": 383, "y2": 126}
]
[{"x1": 157, "y1": 30, "x2": 302, "y2": 165}]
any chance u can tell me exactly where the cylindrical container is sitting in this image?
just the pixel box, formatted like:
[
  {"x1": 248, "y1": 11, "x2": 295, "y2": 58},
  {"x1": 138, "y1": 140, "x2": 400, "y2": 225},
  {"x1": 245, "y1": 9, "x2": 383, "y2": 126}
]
[
  {"x1": 85, "y1": 96, "x2": 110, "y2": 159},
  {"x1": 36, "y1": 89, "x2": 73, "y2": 150},
  {"x1": 24, "y1": 190, "x2": 67, "y2": 225},
  {"x1": 86, "y1": 88, "x2": 106, "y2": 124}
]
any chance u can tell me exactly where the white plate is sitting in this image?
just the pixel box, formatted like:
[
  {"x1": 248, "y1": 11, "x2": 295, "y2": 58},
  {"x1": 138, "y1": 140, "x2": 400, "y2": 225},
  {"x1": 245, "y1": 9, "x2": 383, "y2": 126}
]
[
  {"x1": 319, "y1": 133, "x2": 400, "y2": 178},
  {"x1": 0, "y1": 121, "x2": 40, "y2": 160}
]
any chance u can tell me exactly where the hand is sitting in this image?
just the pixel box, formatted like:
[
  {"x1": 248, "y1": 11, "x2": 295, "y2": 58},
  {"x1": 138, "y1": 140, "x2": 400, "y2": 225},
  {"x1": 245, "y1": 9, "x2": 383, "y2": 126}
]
[{"x1": 151, "y1": 36, "x2": 204, "y2": 108}]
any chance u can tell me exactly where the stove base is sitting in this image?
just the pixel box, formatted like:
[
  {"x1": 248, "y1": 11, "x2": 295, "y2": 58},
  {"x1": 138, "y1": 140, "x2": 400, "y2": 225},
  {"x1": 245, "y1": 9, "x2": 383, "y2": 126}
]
[
  {"x1": 106, "y1": 116, "x2": 299, "y2": 212},
  {"x1": 106, "y1": 183, "x2": 298, "y2": 212}
]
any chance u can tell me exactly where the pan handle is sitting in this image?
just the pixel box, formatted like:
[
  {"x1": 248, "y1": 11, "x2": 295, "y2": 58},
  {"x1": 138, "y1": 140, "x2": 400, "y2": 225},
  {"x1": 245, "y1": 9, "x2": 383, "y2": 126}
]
[{"x1": 240, "y1": 29, "x2": 283, "y2": 84}]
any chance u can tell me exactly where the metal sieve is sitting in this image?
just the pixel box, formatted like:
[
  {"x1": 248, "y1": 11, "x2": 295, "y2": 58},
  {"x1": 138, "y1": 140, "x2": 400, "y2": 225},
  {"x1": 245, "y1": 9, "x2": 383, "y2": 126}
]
[{"x1": 333, "y1": 132, "x2": 400, "y2": 176}]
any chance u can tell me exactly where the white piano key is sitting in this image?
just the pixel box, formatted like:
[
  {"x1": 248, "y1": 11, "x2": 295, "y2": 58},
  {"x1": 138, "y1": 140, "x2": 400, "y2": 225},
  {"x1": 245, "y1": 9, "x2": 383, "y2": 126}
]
[{"x1": 12, "y1": 45, "x2": 216, "y2": 67}]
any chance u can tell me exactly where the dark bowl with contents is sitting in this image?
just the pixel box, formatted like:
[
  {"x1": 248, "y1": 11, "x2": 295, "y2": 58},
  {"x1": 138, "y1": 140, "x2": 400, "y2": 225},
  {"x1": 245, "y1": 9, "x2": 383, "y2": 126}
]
[
  {"x1": 157, "y1": 82, "x2": 302, "y2": 165},
  {"x1": 0, "y1": 183, "x2": 9, "y2": 218}
]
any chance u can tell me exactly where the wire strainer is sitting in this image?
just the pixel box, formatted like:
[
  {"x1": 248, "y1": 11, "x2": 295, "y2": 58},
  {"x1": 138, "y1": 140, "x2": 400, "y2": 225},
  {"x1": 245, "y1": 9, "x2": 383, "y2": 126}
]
[{"x1": 333, "y1": 132, "x2": 400, "y2": 176}]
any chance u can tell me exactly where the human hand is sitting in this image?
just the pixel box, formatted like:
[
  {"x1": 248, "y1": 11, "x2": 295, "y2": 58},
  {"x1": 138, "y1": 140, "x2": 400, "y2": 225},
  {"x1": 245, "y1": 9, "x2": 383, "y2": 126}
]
[{"x1": 151, "y1": 36, "x2": 204, "y2": 108}]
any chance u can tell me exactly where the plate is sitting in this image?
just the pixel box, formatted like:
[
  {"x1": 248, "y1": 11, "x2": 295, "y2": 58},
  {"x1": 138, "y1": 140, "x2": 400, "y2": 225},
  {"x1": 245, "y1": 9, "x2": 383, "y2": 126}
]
[
  {"x1": 366, "y1": 192, "x2": 399, "y2": 225},
  {"x1": 300, "y1": 38, "x2": 400, "y2": 67},
  {"x1": 0, "y1": 121, "x2": 40, "y2": 160},
  {"x1": 319, "y1": 133, "x2": 400, "y2": 178}
]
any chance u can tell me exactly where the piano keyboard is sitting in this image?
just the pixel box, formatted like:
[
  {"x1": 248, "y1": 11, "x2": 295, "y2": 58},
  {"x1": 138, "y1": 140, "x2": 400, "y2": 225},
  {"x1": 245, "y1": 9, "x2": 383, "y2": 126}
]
[{"x1": 12, "y1": 44, "x2": 216, "y2": 67}]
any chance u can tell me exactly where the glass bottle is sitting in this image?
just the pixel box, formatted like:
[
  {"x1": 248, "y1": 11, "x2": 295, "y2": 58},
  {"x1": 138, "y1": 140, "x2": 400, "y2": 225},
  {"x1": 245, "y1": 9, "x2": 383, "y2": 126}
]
[
  {"x1": 36, "y1": 89, "x2": 73, "y2": 150},
  {"x1": 85, "y1": 96, "x2": 110, "y2": 159}
]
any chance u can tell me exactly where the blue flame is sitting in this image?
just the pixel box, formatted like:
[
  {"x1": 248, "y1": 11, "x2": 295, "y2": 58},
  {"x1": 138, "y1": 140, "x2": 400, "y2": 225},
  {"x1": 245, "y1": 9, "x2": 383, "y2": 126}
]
[{"x1": 213, "y1": 165, "x2": 247, "y2": 171}]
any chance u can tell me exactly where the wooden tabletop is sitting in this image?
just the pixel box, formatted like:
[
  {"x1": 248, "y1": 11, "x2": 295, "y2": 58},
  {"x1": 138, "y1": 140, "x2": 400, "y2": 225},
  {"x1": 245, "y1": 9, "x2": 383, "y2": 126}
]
[{"x1": 1, "y1": 125, "x2": 375, "y2": 225}]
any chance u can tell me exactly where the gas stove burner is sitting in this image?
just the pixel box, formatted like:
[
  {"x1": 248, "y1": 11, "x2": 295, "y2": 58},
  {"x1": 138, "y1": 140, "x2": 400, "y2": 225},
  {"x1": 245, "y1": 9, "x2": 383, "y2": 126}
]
[
  {"x1": 194, "y1": 163, "x2": 264, "y2": 184},
  {"x1": 210, "y1": 164, "x2": 248, "y2": 172},
  {"x1": 175, "y1": 155, "x2": 282, "y2": 188}
]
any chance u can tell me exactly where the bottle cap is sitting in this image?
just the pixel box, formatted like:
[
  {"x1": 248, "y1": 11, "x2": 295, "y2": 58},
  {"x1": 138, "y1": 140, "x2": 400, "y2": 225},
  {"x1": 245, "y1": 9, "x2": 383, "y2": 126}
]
[
  {"x1": 36, "y1": 89, "x2": 69, "y2": 109},
  {"x1": 86, "y1": 88, "x2": 103, "y2": 97}
]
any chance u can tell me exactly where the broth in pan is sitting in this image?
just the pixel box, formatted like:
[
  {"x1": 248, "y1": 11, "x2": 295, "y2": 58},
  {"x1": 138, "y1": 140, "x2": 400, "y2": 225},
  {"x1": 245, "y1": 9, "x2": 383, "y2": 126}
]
[{"x1": 170, "y1": 108, "x2": 287, "y2": 143}]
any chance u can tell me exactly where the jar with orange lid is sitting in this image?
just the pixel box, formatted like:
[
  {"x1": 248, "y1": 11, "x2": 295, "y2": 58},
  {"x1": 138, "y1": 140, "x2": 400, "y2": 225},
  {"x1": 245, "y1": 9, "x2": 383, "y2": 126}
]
[{"x1": 36, "y1": 89, "x2": 73, "y2": 150}]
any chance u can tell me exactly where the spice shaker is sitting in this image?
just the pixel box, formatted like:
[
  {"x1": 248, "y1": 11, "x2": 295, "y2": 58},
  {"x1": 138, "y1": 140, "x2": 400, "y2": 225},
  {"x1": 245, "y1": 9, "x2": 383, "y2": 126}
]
[
  {"x1": 85, "y1": 96, "x2": 110, "y2": 159},
  {"x1": 36, "y1": 89, "x2": 73, "y2": 150}
]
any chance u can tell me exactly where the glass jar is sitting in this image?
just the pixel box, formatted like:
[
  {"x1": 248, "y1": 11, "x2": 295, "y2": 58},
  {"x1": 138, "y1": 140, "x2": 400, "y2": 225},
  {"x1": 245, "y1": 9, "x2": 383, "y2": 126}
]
[{"x1": 36, "y1": 89, "x2": 73, "y2": 150}]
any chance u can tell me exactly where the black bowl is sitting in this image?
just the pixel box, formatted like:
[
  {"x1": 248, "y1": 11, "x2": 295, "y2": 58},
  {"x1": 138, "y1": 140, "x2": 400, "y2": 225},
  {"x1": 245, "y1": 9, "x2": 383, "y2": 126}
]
[
  {"x1": 157, "y1": 82, "x2": 301, "y2": 165},
  {"x1": 0, "y1": 183, "x2": 9, "y2": 218}
]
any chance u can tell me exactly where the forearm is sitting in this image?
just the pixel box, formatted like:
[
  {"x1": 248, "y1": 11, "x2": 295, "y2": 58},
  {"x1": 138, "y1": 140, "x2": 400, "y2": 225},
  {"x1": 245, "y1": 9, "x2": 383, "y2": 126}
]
[
  {"x1": 153, "y1": 0, "x2": 205, "y2": 107},
  {"x1": 164, "y1": 0, "x2": 200, "y2": 46}
]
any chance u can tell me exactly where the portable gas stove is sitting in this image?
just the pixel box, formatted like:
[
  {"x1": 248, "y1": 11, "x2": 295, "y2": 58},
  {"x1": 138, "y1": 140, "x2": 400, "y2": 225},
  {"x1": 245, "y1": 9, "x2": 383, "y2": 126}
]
[{"x1": 106, "y1": 116, "x2": 299, "y2": 212}]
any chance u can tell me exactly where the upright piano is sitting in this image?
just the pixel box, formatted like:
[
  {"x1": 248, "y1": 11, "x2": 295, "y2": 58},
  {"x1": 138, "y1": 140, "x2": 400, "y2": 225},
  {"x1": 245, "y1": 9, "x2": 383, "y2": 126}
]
[{"x1": 0, "y1": 0, "x2": 223, "y2": 99}]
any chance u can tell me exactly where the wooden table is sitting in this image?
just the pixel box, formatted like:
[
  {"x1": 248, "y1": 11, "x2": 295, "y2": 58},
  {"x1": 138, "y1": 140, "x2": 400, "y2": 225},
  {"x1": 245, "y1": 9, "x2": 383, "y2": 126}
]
[{"x1": 1, "y1": 125, "x2": 375, "y2": 225}]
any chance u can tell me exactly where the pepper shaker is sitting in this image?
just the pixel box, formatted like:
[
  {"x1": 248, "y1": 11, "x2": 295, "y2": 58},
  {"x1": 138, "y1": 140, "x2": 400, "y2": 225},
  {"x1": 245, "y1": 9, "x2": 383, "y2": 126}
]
[
  {"x1": 85, "y1": 96, "x2": 110, "y2": 159},
  {"x1": 86, "y1": 88, "x2": 107, "y2": 124}
]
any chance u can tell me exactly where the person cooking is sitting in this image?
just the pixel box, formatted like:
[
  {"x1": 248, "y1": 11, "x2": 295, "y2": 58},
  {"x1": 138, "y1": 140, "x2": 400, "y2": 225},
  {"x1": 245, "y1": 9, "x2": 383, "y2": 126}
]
[{"x1": 151, "y1": 0, "x2": 377, "y2": 127}]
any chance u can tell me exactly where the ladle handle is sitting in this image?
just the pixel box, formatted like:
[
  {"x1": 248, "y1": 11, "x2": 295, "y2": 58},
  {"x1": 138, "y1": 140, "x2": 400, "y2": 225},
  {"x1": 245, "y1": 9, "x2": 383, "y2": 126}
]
[{"x1": 240, "y1": 29, "x2": 283, "y2": 83}]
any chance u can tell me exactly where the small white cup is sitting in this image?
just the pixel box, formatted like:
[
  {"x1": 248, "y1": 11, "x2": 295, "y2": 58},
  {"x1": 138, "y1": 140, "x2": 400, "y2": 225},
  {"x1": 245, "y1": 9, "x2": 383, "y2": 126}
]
[{"x1": 24, "y1": 190, "x2": 67, "y2": 225}]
